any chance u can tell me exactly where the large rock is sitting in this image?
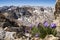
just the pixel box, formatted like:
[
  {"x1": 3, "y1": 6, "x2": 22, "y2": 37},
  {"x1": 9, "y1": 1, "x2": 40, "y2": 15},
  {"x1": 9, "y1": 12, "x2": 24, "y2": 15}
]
[
  {"x1": 54, "y1": 0, "x2": 60, "y2": 19},
  {"x1": 0, "y1": 27, "x2": 5, "y2": 40},
  {"x1": 4, "y1": 32, "x2": 16, "y2": 40},
  {"x1": 44, "y1": 35, "x2": 59, "y2": 40}
]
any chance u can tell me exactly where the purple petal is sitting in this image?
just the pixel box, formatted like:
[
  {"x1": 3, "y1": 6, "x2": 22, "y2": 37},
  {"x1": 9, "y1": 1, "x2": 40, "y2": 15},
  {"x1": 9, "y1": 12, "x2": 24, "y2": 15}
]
[
  {"x1": 43, "y1": 21, "x2": 49, "y2": 27},
  {"x1": 35, "y1": 33, "x2": 39, "y2": 37},
  {"x1": 50, "y1": 23, "x2": 56, "y2": 28}
]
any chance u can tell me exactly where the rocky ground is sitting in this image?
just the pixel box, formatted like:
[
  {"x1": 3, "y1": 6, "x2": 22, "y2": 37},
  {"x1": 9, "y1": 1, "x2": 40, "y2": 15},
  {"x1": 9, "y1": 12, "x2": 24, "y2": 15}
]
[{"x1": 0, "y1": 6, "x2": 60, "y2": 40}]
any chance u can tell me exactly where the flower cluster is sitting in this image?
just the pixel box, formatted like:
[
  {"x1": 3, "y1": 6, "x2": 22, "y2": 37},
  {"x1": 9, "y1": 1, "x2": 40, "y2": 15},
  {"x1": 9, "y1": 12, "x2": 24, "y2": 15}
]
[
  {"x1": 24, "y1": 21, "x2": 57, "y2": 39},
  {"x1": 43, "y1": 21, "x2": 56, "y2": 28},
  {"x1": 43, "y1": 21, "x2": 49, "y2": 27},
  {"x1": 30, "y1": 21, "x2": 57, "y2": 38}
]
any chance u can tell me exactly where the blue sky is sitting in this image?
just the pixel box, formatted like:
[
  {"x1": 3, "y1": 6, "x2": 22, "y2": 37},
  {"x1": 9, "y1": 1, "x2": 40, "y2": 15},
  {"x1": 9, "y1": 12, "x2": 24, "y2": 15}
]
[{"x1": 0, "y1": 0, "x2": 56, "y2": 7}]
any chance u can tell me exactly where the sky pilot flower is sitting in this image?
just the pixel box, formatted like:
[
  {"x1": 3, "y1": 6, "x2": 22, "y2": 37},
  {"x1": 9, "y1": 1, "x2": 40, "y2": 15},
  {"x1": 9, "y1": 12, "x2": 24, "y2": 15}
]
[
  {"x1": 50, "y1": 23, "x2": 56, "y2": 28},
  {"x1": 35, "y1": 33, "x2": 39, "y2": 37},
  {"x1": 43, "y1": 21, "x2": 49, "y2": 27}
]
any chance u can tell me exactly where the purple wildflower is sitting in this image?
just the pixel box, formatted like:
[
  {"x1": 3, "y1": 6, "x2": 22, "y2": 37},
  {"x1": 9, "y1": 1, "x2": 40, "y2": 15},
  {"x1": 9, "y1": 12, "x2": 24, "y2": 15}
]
[
  {"x1": 35, "y1": 33, "x2": 39, "y2": 37},
  {"x1": 50, "y1": 23, "x2": 56, "y2": 28},
  {"x1": 29, "y1": 24, "x2": 34, "y2": 28},
  {"x1": 25, "y1": 30, "x2": 29, "y2": 33},
  {"x1": 29, "y1": 26, "x2": 33, "y2": 29},
  {"x1": 43, "y1": 21, "x2": 49, "y2": 27}
]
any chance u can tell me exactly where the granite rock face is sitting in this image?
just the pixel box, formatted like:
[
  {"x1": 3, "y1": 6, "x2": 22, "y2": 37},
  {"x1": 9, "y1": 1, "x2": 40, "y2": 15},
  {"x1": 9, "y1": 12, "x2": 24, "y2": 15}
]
[
  {"x1": 54, "y1": 0, "x2": 60, "y2": 19},
  {"x1": 53, "y1": 0, "x2": 60, "y2": 39}
]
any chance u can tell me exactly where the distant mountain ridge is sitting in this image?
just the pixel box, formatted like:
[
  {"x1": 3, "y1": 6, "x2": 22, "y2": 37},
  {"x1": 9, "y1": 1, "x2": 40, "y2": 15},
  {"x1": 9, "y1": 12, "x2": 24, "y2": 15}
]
[{"x1": 0, "y1": 6, "x2": 55, "y2": 27}]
